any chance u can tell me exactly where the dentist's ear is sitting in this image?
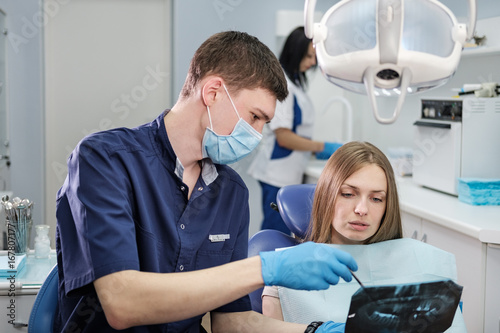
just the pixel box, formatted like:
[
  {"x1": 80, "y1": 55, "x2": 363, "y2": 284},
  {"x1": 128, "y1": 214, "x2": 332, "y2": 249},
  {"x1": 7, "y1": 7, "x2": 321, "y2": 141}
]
[{"x1": 201, "y1": 77, "x2": 224, "y2": 107}]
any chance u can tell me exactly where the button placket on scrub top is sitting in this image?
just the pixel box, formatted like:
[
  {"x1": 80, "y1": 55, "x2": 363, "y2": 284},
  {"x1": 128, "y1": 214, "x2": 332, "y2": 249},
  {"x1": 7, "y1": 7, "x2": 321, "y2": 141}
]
[
  {"x1": 180, "y1": 185, "x2": 185, "y2": 191},
  {"x1": 180, "y1": 224, "x2": 185, "y2": 230},
  {"x1": 179, "y1": 265, "x2": 184, "y2": 271}
]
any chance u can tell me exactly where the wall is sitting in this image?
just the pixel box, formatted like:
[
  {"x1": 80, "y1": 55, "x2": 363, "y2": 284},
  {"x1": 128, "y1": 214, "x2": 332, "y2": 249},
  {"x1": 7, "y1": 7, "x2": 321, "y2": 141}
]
[
  {"x1": 43, "y1": 0, "x2": 172, "y2": 244},
  {"x1": 0, "y1": 10, "x2": 8, "y2": 192},
  {"x1": 172, "y1": 0, "x2": 339, "y2": 97},
  {"x1": 0, "y1": 0, "x2": 45, "y2": 248}
]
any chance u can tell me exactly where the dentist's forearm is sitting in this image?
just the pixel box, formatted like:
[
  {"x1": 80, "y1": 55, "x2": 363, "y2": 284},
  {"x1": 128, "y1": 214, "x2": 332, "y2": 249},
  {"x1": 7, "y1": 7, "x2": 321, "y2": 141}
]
[{"x1": 94, "y1": 256, "x2": 264, "y2": 330}]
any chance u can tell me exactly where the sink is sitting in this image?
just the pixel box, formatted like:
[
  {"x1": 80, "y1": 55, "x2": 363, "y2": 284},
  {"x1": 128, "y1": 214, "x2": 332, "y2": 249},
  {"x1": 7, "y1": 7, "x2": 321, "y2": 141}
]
[
  {"x1": 307, "y1": 159, "x2": 328, "y2": 169},
  {"x1": 305, "y1": 159, "x2": 327, "y2": 181}
]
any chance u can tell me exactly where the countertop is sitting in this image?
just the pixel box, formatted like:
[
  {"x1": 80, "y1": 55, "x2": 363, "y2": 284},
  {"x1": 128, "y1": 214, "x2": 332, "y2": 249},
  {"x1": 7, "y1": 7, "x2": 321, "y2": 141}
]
[
  {"x1": 0, "y1": 250, "x2": 56, "y2": 295},
  {"x1": 305, "y1": 160, "x2": 500, "y2": 245}
]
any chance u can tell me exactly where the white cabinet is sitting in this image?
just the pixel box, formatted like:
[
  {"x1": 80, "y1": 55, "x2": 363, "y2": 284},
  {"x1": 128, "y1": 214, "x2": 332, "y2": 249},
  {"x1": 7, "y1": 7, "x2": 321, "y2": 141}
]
[
  {"x1": 422, "y1": 219, "x2": 485, "y2": 333},
  {"x1": 0, "y1": 295, "x2": 35, "y2": 332},
  {"x1": 401, "y1": 212, "x2": 486, "y2": 333},
  {"x1": 402, "y1": 211, "x2": 422, "y2": 240},
  {"x1": 485, "y1": 244, "x2": 500, "y2": 333}
]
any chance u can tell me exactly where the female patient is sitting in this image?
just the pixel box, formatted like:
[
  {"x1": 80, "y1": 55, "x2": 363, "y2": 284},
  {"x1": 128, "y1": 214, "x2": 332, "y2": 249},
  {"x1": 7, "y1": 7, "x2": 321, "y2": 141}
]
[{"x1": 262, "y1": 141, "x2": 403, "y2": 319}]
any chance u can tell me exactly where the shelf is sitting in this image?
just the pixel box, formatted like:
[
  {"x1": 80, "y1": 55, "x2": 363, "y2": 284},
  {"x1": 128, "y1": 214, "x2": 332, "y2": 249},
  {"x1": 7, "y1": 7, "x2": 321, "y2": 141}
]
[{"x1": 461, "y1": 45, "x2": 500, "y2": 58}]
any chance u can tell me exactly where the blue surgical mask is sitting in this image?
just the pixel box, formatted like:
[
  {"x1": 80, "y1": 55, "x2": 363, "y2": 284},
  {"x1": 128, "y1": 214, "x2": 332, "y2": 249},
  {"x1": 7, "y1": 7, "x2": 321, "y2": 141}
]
[{"x1": 202, "y1": 84, "x2": 263, "y2": 164}]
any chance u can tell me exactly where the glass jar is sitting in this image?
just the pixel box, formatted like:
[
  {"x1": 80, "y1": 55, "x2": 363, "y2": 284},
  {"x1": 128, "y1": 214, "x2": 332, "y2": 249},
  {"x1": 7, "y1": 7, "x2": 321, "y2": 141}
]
[
  {"x1": 5, "y1": 218, "x2": 32, "y2": 255},
  {"x1": 34, "y1": 224, "x2": 51, "y2": 259}
]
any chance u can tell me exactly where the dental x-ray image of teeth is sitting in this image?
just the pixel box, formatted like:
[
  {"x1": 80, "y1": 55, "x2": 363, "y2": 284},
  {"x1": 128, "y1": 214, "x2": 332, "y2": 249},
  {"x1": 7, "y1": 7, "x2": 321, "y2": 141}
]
[{"x1": 345, "y1": 280, "x2": 463, "y2": 333}]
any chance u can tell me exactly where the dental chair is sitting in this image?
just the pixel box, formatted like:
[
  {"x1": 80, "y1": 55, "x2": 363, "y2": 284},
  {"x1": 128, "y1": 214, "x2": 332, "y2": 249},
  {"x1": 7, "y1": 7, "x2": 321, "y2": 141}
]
[
  {"x1": 247, "y1": 184, "x2": 316, "y2": 313},
  {"x1": 28, "y1": 264, "x2": 58, "y2": 332}
]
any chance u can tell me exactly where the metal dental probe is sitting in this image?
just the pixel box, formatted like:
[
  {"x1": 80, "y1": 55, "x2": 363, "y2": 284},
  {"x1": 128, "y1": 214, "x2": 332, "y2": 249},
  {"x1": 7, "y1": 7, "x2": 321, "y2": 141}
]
[{"x1": 349, "y1": 269, "x2": 376, "y2": 302}]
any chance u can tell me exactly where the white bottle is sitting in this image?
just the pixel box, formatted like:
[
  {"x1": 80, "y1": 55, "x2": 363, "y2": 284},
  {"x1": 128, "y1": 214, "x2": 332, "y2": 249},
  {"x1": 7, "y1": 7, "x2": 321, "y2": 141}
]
[{"x1": 34, "y1": 224, "x2": 51, "y2": 259}]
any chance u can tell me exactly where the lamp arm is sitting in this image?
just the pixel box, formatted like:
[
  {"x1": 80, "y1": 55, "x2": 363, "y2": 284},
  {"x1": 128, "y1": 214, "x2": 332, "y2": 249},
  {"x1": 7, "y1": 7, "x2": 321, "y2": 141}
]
[
  {"x1": 304, "y1": 0, "x2": 317, "y2": 39},
  {"x1": 363, "y1": 67, "x2": 412, "y2": 124},
  {"x1": 466, "y1": 0, "x2": 477, "y2": 40}
]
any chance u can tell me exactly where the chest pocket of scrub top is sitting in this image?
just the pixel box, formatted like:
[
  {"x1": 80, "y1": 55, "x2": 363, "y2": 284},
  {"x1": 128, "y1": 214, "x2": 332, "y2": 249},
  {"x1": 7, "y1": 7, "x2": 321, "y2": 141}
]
[
  {"x1": 195, "y1": 250, "x2": 233, "y2": 271},
  {"x1": 194, "y1": 226, "x2": 240, "y2": 271}
]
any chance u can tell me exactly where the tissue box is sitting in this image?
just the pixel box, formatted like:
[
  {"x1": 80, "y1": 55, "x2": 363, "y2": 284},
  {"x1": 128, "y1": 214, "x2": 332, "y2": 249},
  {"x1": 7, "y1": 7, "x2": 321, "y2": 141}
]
[{"x1": 458, "y1": 178, "x2": 500, "y2": 205}]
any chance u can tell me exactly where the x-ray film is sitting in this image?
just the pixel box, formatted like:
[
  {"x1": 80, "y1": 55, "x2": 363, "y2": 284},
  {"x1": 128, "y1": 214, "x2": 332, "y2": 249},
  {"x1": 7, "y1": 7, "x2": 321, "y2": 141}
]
[{"x1": 345, "y1": 280, "x2": 463, "y2": 333}]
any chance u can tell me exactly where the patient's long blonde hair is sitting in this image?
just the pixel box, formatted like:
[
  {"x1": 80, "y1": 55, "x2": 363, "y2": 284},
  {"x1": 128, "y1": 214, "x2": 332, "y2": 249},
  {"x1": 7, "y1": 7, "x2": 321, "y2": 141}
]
[{"x1": 306, "y1": 141, "x2": 402, "y2": 244}]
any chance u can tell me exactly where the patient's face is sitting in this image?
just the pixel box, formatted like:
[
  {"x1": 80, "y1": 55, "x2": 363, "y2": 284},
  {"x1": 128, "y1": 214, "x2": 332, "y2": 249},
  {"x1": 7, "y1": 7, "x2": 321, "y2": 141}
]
[{"x1": 331, "y1": 164, "x2": 387, "y2": 244}]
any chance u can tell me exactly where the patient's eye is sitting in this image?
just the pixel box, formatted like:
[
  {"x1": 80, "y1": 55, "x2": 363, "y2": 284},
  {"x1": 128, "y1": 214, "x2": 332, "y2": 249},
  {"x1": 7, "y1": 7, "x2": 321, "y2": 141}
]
[{"x1": 371, "y1": 194, "x2": 385, "y2": 203}]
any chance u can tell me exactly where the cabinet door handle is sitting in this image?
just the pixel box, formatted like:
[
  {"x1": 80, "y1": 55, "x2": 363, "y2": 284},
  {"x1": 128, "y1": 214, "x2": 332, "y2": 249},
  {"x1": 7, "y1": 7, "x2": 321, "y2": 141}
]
[
  {"x1": 421, "y1": 233, "x2": 427, "y2": 243},
  {"x1": 12, "y1": 321, "x2": 28, "y2": 328}
]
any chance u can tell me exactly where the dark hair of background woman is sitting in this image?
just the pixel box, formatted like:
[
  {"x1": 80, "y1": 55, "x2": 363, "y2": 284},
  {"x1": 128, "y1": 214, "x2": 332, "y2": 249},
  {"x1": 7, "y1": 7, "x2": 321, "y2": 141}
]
[{"x1": 279, "y1": 26, "x2": 316, "y2": 89}]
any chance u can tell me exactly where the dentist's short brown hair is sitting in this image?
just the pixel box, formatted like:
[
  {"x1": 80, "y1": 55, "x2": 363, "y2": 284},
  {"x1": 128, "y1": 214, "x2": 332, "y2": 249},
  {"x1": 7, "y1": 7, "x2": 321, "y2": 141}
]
[{"x1": 180, "y1": 31, "x2": 288, "y2": 102}]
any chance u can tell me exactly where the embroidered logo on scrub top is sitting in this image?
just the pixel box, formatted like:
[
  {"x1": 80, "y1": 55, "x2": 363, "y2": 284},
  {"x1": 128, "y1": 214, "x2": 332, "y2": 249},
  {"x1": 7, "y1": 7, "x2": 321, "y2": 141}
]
[{"x1": 209, "y1": 234, "x2": 230, "y2": 242}]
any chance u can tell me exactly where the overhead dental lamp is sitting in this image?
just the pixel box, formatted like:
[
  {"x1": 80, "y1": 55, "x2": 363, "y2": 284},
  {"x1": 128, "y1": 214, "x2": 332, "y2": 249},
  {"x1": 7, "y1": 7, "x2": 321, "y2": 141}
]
[{"x1": 304, "y1": 0, "x2": 477, "y2": 124}]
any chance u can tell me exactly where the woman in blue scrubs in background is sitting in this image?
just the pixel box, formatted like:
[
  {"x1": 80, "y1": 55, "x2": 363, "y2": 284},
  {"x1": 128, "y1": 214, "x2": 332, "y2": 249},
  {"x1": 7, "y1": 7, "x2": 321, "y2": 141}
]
[{"x1": 249, "y1": 26, "x2": 342, "y2": 234}]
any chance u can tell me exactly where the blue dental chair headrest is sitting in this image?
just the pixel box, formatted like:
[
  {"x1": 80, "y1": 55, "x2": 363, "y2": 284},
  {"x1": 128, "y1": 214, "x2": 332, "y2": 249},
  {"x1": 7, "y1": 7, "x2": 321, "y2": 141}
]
[
  {"x1": 277, "y1": 183, "x2": 316, "y2": 238},
  {"x1": 247, "y1": 183, "x2": 316, "y2": 313}
]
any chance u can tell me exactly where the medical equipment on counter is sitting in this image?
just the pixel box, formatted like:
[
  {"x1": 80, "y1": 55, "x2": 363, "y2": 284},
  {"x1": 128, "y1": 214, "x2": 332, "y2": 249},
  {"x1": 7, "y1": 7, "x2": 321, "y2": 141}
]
[
  {"x1": 304, "y1": 0, "x2": 477, "y2": 124},
  {"x1": 455, "y1": 83, "x2": 500, "y2": 97},
  {"x1": 471, "y1": 83, "x2": 499, "y2": 98},
  {"x1": 412, "y1": 97, "x2": 500, "y2": 196}
]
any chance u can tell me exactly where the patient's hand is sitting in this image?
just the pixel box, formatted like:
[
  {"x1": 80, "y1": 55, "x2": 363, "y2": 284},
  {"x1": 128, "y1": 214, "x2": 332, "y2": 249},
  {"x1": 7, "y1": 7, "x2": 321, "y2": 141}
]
[{"x1": 262, "y1": 295, "x2": 284, "y2": 321}]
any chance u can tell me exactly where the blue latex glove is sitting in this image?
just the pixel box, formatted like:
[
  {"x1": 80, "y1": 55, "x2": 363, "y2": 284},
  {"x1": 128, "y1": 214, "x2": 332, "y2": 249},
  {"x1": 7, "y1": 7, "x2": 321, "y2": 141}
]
[
  {"x1": 316, "y1": 142, "x2": 343, "y2": 160},
  {"x1": 260, "y1": 242, "x2": 358, "y2": 290},
  {"x1": 316, "y1": 321, "x2": 345, "y2": 333}
]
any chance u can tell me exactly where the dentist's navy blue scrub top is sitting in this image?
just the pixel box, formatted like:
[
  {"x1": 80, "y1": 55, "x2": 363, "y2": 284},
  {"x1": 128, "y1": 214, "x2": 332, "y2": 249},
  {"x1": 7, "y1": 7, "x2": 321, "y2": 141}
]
[{"x1": 54, "y1": 111, "x2": 251, "y2": 332}]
